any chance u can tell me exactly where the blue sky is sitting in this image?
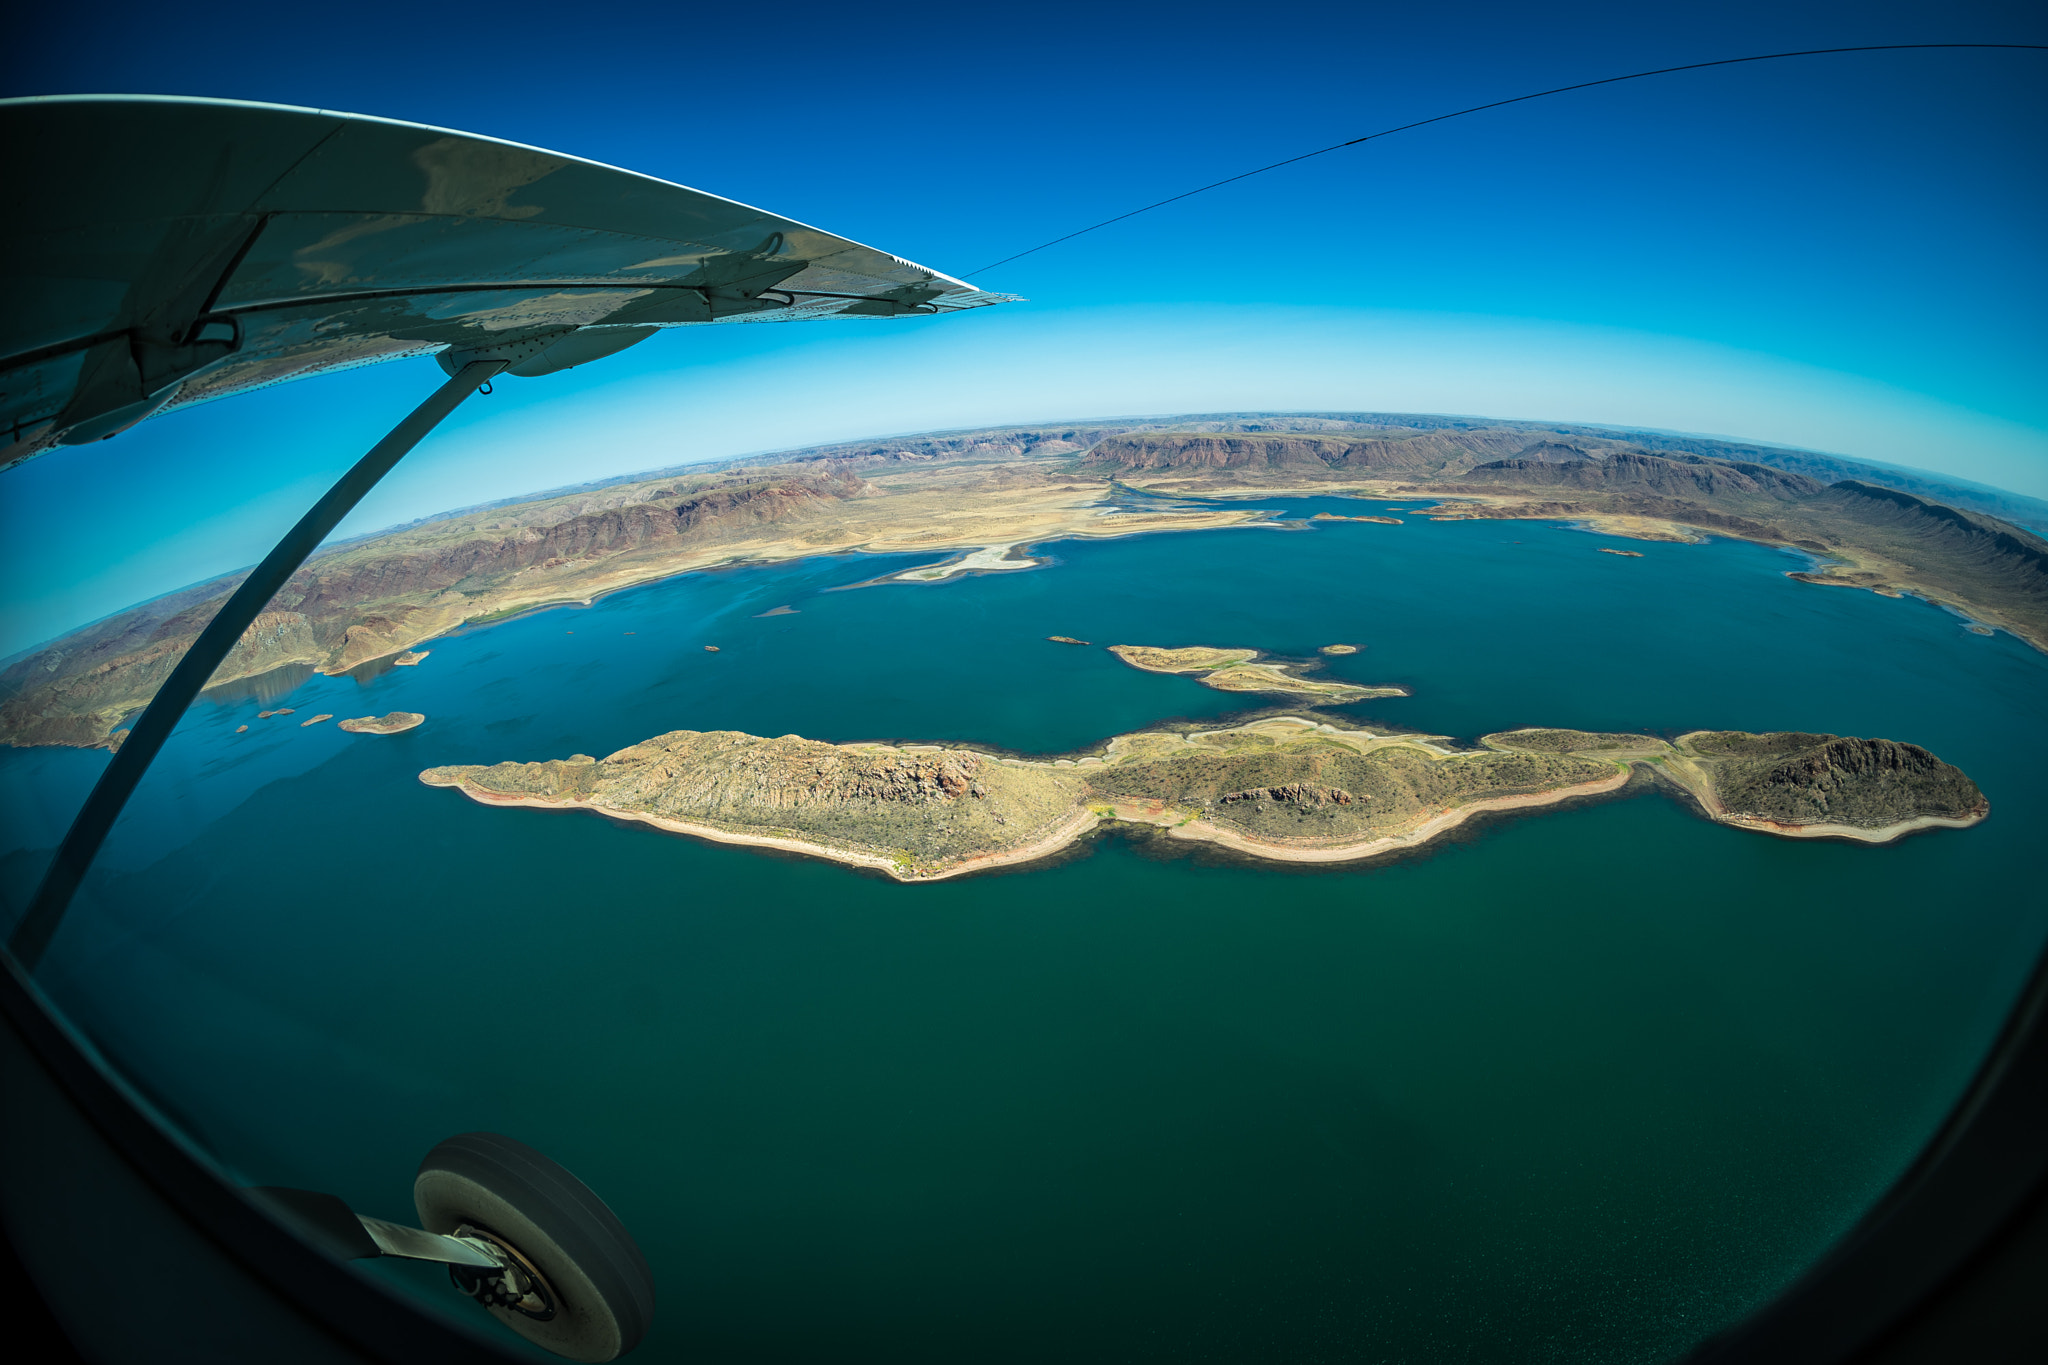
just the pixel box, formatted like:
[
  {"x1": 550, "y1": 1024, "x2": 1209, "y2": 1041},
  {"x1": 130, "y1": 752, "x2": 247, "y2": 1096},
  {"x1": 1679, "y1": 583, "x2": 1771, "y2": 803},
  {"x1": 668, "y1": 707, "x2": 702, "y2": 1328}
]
[{"x1": 4, "y1": 0, "x2": 2044, "y2": 655}]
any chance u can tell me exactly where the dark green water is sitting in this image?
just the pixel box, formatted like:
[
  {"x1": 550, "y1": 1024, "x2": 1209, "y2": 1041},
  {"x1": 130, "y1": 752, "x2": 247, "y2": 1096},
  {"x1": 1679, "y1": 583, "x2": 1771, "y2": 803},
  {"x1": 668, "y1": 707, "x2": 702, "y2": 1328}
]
[{"x1": 5, "y1": 503, "x2": 2045, "y2": 1363}]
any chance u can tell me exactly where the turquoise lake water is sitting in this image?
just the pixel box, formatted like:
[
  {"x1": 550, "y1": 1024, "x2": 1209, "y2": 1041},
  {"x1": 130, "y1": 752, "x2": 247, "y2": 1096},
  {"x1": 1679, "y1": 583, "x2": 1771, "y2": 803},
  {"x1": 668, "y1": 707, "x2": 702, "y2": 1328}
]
[{"x1": 4, "y1": 500, "x2": 2045, "y2": 1363}]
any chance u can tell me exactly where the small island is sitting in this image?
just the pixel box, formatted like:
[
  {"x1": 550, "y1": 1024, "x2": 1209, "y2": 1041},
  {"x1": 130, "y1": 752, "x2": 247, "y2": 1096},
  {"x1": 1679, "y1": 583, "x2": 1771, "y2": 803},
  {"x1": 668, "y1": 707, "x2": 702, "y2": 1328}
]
[
  {"x1": 1310, "y1": 512, "x2": 1403, "y2": 525},
  {"x1": 1598, "y1": 547, "x2": 1645, "y2": 558},
  {"x1": 1107, "y1": 644, "x2": 1402, "y2": 702},
  {"x1": 339, "y1": 712, "x2": 426, "y2": 735},
  {"x1": 1048, "y1": 635, "x2": 1091, "y2": 645},
  {"x1": 422, "y1": 720, "x2": 1984, "y2": 882},
  {"x1": 300, "y1": 713, "x2": 333, "y2": 727},
  {"x1": 1319, "y1": 644, "x2": 1359, "y2": 655}
]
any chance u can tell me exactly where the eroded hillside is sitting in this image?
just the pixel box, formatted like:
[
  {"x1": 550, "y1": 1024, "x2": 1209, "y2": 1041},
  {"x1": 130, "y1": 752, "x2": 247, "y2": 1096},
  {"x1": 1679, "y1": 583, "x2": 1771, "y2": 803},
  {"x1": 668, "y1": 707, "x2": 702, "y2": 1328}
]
[
  {"x1": 7, "y1": 412, "x2": 2045, "y2": 749},
  {"x1": 422, "y1": 716, "x2": 1985, "y2": 882}
]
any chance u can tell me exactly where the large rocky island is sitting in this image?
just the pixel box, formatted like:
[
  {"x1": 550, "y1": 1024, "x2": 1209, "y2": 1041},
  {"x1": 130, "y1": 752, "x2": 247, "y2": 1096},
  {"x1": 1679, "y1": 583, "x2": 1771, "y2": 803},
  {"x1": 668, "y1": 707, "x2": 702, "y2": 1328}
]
[
  {"x1": 7, "y1": 411, "x2": 2045, "y2": 750},
  {"x1": 420, "y1": 719, "x2": 1985, "y2": 882}
]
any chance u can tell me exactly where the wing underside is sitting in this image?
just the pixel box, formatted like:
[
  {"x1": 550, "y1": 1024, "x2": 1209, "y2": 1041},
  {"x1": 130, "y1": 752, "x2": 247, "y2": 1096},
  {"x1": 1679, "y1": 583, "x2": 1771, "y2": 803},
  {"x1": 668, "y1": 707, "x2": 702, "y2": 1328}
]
[{"x1": 1, "y1": 96, "x2": 1013, "y2": 468}]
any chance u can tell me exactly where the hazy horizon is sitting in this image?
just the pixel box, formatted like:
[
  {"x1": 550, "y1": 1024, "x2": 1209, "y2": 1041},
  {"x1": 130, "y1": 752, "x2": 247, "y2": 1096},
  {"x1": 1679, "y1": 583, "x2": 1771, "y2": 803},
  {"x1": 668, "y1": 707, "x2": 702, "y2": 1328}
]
[
  {"x1": 7, "y1": 399, "x2": 2045, "y2": 665},
  {"x1": 5, "y1": 0, "x2": 2042, "y2": 656}
]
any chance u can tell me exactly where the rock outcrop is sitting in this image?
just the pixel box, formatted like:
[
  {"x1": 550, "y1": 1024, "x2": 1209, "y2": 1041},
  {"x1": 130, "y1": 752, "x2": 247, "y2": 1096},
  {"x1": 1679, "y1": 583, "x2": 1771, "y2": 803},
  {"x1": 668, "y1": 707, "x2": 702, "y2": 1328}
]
[
  {"x1": 423, "y1": 731, "x2": 1084, "y2": 877},
  {"x1": 1457, "y1": 451, "x2": 1825, "y2": 501},
  {"x1": 425, "y1": 719, "x2": 1983, "y2": 881},
  {"x1": 1683, "y1": 731, "x2": 1987, "y2": 829},
  {"x1": 1219, "y1": 782, "x2": 1356, "y2": 806},
  {"x1": 1485, "y1": 727, "x2": 1988, "y2": 837}
]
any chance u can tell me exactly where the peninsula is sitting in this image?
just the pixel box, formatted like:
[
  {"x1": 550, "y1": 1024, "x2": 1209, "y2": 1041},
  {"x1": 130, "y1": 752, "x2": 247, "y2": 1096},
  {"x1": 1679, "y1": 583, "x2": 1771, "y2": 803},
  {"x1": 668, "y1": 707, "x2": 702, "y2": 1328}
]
[
  {"x1": 9, "y1": 411, "x2": 2045, "y2": 750},
  {"x1": 420, "y1": 720, "x2": 1984, "y2": 882}
]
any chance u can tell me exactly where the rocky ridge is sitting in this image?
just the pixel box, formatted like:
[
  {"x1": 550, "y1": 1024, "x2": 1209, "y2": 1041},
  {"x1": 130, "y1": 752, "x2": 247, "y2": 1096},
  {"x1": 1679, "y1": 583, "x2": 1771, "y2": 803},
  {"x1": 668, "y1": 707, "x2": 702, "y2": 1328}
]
[
  {"x1": 423, "y1": 719, "x2": 1982, "y2": 881},
  {"x1": 9, "y1": 412, "x2": 2046, "y2": 750},
  {"x1": 1679, "y1": 731, "x2": 1987, "y2": 830},
  {"x1": 1484, "y1": 727, "x2": 1988, "y2": 835}
]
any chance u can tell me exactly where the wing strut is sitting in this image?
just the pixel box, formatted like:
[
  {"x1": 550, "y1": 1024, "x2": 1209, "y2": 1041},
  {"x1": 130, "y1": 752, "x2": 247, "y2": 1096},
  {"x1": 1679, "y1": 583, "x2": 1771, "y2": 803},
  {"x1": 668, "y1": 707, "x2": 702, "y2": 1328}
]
[{"x1": 9, "y1": 360, "x2": 508, "y2": 968}]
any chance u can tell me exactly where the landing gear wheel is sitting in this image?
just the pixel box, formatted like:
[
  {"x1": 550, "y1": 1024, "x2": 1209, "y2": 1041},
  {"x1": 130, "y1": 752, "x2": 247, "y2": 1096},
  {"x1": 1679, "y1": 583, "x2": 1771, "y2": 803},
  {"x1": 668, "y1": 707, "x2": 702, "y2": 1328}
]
[{"x1": 414, "y1": 1132, "x2": 654, "y2": 1362}]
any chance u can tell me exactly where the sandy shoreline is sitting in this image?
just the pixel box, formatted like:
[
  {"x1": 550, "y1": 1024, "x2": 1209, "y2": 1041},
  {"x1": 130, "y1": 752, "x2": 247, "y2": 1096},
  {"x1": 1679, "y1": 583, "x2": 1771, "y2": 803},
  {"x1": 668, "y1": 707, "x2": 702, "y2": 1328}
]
[
  {"x1": 314, "y1": 494, "x2": 1272, "y2": 677},
  {"x1": 1113, "y1": 769, "x2": 1633, "y2": 864},
  {"x1": 423, "y1": 777, "x2": 1104, "y2": 883},
  {"x1": 424, "y1": 768, "x2": 1636, "y2": 880},
  {"x1": 1652, "y1": 744, "x2": 1988, "y2": 844},
  {"x1": 1712, "y1": 811, "x2": 1986, "y2": 842},
  {"x1": 890, "y1": 544, "x2": 1043, "y2": 582},
  {"x1": 425, "y1": 733, "x2": 1981, "y2": 878}
]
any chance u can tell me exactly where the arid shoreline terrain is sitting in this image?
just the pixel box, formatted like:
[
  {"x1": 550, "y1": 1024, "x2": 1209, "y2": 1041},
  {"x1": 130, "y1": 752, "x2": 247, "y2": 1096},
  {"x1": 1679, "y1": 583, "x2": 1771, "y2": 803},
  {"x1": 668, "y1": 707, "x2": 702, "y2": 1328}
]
[
  {"x1": 6, "y1": 411, "x2": 2045, "y2": 750},
  {"x1": 420, "y1": 716, "x2": 1985, "y2": 882}
]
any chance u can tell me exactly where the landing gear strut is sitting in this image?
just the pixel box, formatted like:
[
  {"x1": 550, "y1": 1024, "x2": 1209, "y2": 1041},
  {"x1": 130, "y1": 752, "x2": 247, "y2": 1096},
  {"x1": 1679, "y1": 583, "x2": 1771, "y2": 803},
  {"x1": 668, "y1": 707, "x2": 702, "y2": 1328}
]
[{"x1": 263, "y1": 1132, "x2": 653, "y2": 1362}]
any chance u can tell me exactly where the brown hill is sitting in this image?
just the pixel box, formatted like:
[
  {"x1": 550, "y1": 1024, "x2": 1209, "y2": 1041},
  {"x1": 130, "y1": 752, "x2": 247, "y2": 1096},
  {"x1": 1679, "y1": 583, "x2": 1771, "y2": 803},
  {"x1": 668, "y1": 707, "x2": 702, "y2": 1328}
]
[
  {"x1": 1080, "y1": 429, "x2": 1527, "y2": 476},
  {"x1": 1457, "y1": 450, "x2": 1826, "y2": 501},
  {"x1": 7, "y1": 413, "x2": 2045, "y2": 751},
  {"x1": 0, "y1": 470, "x2": 867, "y2": 748},
  {"x1": 1682, "y1": 731, "x2": 1987, "y2": 828}
]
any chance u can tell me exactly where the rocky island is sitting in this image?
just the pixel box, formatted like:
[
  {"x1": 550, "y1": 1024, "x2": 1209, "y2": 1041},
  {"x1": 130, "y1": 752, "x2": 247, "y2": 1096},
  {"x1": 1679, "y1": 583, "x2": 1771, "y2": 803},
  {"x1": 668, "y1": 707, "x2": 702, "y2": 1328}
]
[
  {"x1": 339, "y1": 712, "x2": 425, "y2": 735},
  {"x1": 1107, "y1": 644, "x2": 1402, "y2": 702},
  {"x1": 421, "y1": 719, "x2": 1983, "y2": 882}
]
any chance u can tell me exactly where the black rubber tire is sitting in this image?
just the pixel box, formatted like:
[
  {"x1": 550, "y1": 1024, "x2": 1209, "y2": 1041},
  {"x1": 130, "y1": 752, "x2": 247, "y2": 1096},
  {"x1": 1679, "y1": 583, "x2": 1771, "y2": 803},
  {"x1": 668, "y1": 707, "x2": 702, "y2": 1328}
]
[{"x1": 413, "y1": 1133, "x2": 654, "y2": 1362}]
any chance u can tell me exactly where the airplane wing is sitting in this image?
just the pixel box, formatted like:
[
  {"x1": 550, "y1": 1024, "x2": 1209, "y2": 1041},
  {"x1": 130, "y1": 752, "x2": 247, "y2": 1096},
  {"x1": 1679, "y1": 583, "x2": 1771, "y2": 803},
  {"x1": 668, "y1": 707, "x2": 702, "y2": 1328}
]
[{"x1": 0, "y1": 94, "x2": 1014, "y2": 468}]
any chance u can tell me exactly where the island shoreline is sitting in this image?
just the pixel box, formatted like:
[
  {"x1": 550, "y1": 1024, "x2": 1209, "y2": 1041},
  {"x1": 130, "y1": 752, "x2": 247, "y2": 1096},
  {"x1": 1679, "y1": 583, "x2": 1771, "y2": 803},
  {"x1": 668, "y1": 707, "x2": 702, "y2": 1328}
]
[
  {"x1": 1648, "y1": 731, "x2": 1989, "y2": 843},
  {"x1": 425, "y1": 777, "x2": 1106, "y2": 883},
  {"x1": 422, "y1": 766, "x2": 1644, "y2": 880},
  {"x1": 1117, "y1": 768, "x2": 1633, "y2": 864}
]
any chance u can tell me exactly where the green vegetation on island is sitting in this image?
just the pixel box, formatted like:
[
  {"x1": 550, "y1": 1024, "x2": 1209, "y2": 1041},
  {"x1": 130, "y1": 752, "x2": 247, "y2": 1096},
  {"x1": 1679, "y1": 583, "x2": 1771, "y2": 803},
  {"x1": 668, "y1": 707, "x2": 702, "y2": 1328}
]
[
  {"x1": 1480, "y1": 726, "x2": 1988, "y2": 839},
  {"x1": 1482, "y1": 728, "x2": 1672, "y2": 757},
  {"x1": 1106, "y1": 644, "x2": 1402, "y2": 702},
  {"x1": 423, "y1": 731, "x2": 1089, "y2": 880},
  {"x1": 422, "y1": 718, "x2": 1984, "y2": 882},
  {"x1": 1662, "y1": 730, "x2": 1988, "y2": 837},
  {"x1": 1085, "y1": 723, "x2": 1614, "y2": 847}
]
